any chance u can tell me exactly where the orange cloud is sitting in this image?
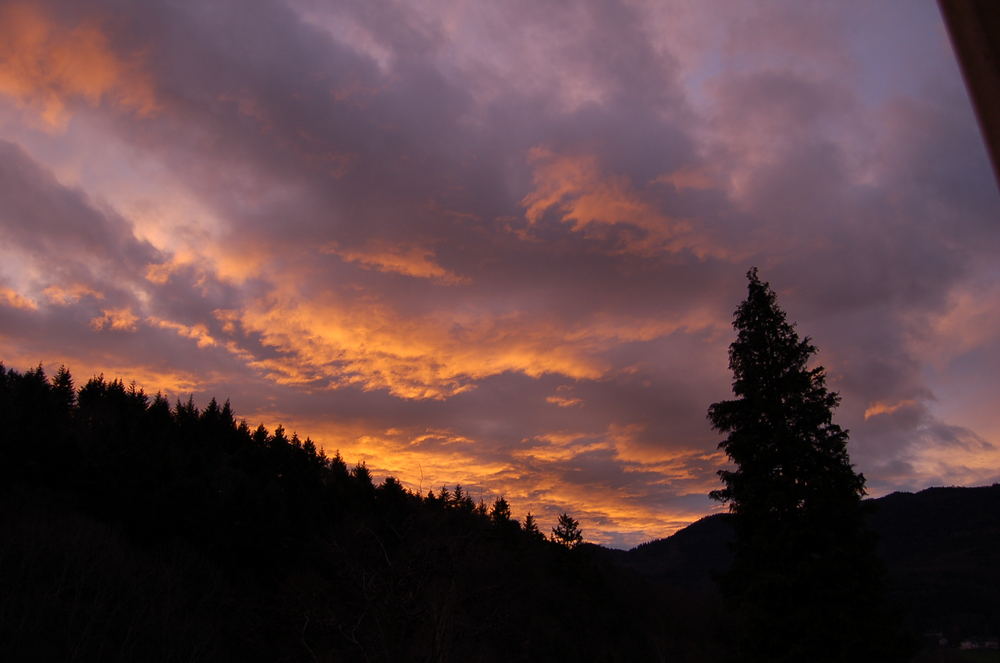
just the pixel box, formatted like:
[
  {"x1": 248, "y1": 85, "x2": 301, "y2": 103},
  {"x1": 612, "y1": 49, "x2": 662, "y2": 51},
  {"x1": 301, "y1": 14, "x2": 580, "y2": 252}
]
[
  {"x1": 241, "y1": 412, "x2": 710, "y2": 547},
  {"x1": 213, "y1": 308, "x2": 241, "y2": 334},
  {"x1": 89, "y1": 307, "x2": 139, "y2": 332},
  {"x1": 910, "y1": 441, "x2": 1000, "y2": 487},
  {"x1": 144, "y1": 262, "x2": 176, "y2": 285},
  {"x1": 252, "y1": 416, "x2": 516, "y2": 493},
  {"x1": 234, "y1": 291, "x2": 606, "y2": 398},
  {"x1": 0, "y1": 286, "x2": 37, "y2": 311},
  {"x1": 324, "y1": 241, "x2": 469, "y2": 284},
  {"x1": 513, "y1": 431, "x2": 613, "y2": 463},
  {"x1": 521, "y1": 147, "x2": 727, "y2": 258},
  {"x1": 0, "y1": 343, "x2": 206, "y2": 399},
  {"x1": 148, "y1": 317, "x2": 218, "y2": 349},
  {"x1": 229, "y1": 281, "x2": 724, "y2": 400},
  {"x1": 546, "y1": 394, "x2": 583, "y2": 408},
  {"x1": 80, "y1": 364, "x2": 205, "y2": 397},
  {"x1": 0, "y1": 3, "x2": 158, "y2": 129},
  {"x1": 43, "y1": 283, "x2": 104, "y2": 305},
  {"x1": 863, "y1": 399, "x2": 917, "y2": 420}
]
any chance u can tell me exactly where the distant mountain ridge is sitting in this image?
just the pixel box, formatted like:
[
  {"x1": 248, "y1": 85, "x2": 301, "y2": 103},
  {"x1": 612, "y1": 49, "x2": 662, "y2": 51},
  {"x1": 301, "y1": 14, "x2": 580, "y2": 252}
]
[{"x1": 609, "y1": 484, "x2": 1000, "y2": 641}]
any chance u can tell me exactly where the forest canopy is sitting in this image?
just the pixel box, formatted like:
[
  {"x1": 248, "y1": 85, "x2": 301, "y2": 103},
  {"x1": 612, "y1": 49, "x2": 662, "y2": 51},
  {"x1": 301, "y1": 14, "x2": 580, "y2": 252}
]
[{"x1": 0, "y1": 361, "x2": 721, "y2": 662}]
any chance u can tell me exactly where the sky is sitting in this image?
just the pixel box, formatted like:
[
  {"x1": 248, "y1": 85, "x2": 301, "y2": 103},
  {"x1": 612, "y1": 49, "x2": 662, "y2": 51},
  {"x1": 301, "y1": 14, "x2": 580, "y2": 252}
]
[{"x1": 0, "y1": 0, "x2": 998, "y2": 548}]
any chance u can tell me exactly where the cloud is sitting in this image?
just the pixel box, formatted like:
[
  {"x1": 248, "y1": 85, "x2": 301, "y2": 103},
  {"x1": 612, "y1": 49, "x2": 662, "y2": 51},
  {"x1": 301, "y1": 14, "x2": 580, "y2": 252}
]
[
  {"x1": 324, "y1": 241, "x2": 469, "y2": 284},
  {"x1": 0, "y1": 286, "x2": 37, "y2": 311},
  {"x1": 0, "y1": 2, "x2": 158, "y2": 129},
  {"x1": 89, "y1": 307, "x2": 139, "y2": 332},
  {"x1": 0, "y1": 139, "x2": 162, "y2": 290},
  {"x1": 521, "y1": 146, "x2": 725, "y2": 258},
  {"x1": 43, "y1": 283, "x2": 104, "y2": 305},
  {"x1": 864, "y1": 399, "x2": 919, "y2": 421},
  {"x1": 233, "y1": 293, "x2": 608, "y2": 398},
  {"x1": 0, "y1": 0, "x2": 997, "y2": 546},
  {"x1": 546, "y1": 394, "x2": 583, "y2": 408}
]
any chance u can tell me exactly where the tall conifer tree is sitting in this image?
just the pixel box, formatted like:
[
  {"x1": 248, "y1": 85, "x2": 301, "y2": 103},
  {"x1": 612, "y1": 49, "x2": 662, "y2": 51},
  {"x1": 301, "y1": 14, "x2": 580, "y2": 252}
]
[
  {"x1": 708, "y1": 269, "x2": 905, "y2": 662},
  {"x1": 551, "y1": 513, "x2": 583, "y2": 549}
]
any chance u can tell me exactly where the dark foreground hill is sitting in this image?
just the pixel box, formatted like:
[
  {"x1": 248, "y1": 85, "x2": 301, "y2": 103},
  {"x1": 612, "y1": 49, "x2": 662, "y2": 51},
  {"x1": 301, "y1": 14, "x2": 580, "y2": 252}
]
[
  {"x1": 0, "y1": 364, "x2": 724, "y2": 662},
  {"x1": 616, "y1": 484, "x2": 1000, "y2": 648},
  {"x1": 2, "y1": 362, "x2": 994, "y2": 661}
]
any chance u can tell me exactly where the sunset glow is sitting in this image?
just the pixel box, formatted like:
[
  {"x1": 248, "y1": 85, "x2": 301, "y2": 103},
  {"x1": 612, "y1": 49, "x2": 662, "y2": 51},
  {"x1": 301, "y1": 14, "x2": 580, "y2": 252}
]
[{"x1": 1, "y1": 0, "x2": 997, "y2": 548}]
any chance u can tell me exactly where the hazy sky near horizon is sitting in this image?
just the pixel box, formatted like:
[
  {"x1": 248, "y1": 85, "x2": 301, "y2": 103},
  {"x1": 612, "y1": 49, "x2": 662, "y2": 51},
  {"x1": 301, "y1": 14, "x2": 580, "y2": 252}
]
[{"x1": 1, "y1": 0, "x2": 998, "y2": 547}]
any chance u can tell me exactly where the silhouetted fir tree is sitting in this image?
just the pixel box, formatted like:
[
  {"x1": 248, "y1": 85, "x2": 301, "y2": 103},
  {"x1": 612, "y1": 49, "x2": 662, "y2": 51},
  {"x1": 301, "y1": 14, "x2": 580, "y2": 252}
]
[
  {"x1": 490, "y1": 496, "x2": 511, "y2": 523},
  {"x1": 50, "y1": 365, "x2": 75, "y2": 413},
  {"x1": 490, "y1": 496, "x2": 518, "y2": 534},
  {"x1": 302, "y1": 436, "x2": 318, "y2": 458},
  {"x1": 551, "y1": 512, "x2": 583, "y2": 549},
  {"x1": 708, "y1": 269, "x2": 907, "y2": 663},
  {"x1": 376, "y1": 475, "x2": 409, "y2": 519},
  {"x1": 523, "y1": 512, "x2": 544, "y2": 541},
  {"x1": 351, "y1": 460, "x2": 373, "y2": 486},
  {"x1": 329, "y1": 450, "x2": 348, "y2": 476},
  {"x1": 148, "y1": 392, "x2": 172, "y2": 427}
]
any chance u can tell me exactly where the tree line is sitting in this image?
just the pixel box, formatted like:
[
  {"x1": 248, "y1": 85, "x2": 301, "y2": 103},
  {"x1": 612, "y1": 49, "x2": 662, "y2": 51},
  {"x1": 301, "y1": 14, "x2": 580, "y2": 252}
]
[
  {"x1": 0, "y1": 361, "x2": 706, "y2": 661},
  {"x1": 0, "y1": 268, "x2": 918, "y2": 661},
  {"x1": 0, "y1": 363, "x2": 583, "y2": 549}
]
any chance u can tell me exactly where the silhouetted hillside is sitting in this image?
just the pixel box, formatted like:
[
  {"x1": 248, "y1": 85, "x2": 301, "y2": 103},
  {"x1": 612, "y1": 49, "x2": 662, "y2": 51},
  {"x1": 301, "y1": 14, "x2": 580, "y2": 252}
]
[
  {"x1": 0, "y1": 363, "x2": 724, "y2": 662},
  {"x1": 615, "y1": 513, "x2": 734, "y2": 592},
  {"x1": 621, "y1": 485, "x2": 1000, "y2": 647},
  {"x1": 3, "y1": 361, "x2": 994, "y2": 660},
  {"x1": 871, "y1": 486, "x2": 1000, "y2": 643}
]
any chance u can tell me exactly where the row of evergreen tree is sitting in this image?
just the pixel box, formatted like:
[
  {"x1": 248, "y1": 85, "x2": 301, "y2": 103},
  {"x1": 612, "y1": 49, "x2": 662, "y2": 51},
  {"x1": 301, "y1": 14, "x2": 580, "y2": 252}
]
[
  {"x1": 0, "y1": 269, "x2": 918, "y2": 661},
  {"x1": 0, "y1": 361, "x2": 704, "y2": 662},
  {"x1": 0, "y1": 363, "x2": 583, "y2": 549}
]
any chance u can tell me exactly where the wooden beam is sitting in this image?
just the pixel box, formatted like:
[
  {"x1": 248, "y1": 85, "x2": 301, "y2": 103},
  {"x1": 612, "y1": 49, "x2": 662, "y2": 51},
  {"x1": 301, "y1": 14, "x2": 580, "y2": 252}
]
[{"x1": 939, "y1": 0, "x2": 1000, "y2": 190}]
